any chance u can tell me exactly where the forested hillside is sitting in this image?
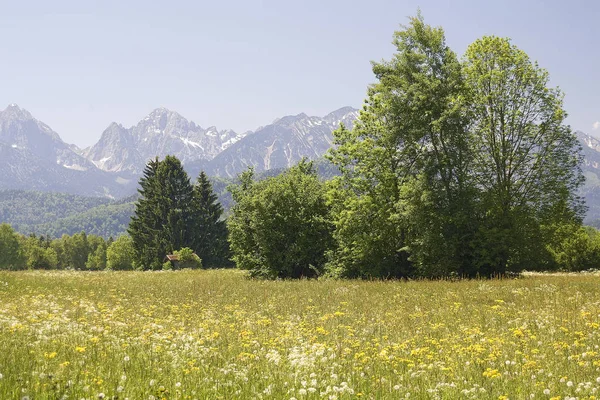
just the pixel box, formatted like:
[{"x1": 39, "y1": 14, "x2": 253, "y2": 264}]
[
  {"x1": 0, "y1": 175, "x2": 235, "y2": 238},
  {"x1": 0, "y1": 190, "x2": 135, "y2": 238}
]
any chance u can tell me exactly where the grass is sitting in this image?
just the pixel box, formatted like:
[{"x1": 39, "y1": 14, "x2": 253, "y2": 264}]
[{"x1": 0, "y1": 270, "x2": 600, "y2": 399}]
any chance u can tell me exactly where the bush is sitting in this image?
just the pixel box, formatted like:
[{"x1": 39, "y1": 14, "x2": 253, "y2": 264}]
[
  {"x1": 172, "y1": 247, "x2": 202, "y2": 269},
  {"x1": 228, "y1": 160, "x2": 333, "y2": 279},
  {"x1": 546, "y1": 224, "x2": 600, "y2": 271}
]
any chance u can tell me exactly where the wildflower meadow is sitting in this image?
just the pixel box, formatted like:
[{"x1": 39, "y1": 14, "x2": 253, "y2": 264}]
[{"x1": 1, "y1": 270, "x2": 600, "y2": 399}]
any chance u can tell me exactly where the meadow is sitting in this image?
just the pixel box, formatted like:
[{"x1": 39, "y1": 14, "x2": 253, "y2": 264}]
[{"x1": 1, "y1": 271, "x2": 600, "y2": 399}]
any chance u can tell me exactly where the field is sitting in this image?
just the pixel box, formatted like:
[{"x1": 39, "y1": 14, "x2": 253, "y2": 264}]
[{"x1": 1, "y1": 271, "x2": 600, "y2": 399}]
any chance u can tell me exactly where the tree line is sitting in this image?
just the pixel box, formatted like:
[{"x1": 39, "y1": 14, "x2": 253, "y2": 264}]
[
  {"x1": 0, "y1": 227, "x2": 134, "y2": 270},
  {"x1": 0, "y1": 156, "x2": 229, "y2": 271},
  {"x1": 0, "y1": 14, "x2": 598, "y2": 277}
]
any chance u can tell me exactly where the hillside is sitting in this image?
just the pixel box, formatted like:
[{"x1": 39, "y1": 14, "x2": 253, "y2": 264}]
[{"x1": 0, "y1": 190, "x2": 135, "y2": 238}]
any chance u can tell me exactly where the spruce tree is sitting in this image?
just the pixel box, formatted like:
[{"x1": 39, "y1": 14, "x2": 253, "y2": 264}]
[
  {"x1": 155, "y1": 156, "x2": 195, "y2": 255},
  {"x1": 128, "y1": 158, "x2": 163, "y2": 269},
  {"x1": 191, "y1": 171, "x2": 229, "y2": 268},
  {"x1": 129, "y1": 156, "x2": 196, "y2": 270}
]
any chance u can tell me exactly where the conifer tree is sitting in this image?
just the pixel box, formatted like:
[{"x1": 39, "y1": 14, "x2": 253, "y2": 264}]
[
  {"x1": 155, "y1": 156, "x2": 195, "y2": 255},
  {"x1": 129, "y1": 156, "x2": 198, "y2": 270},
  {"x1": 129, "y1": 158, "x2": 163, "y2": 269},
  {"x1": 191, "y1": 171, "x2": 229, "y2": 268}
]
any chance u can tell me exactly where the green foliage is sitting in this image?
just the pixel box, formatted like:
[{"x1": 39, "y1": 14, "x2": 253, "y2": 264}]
[
  {"x1": 21, "y1": 235, "x2": 58, "y2": 270},
  {"x1": 86, "y1": 241, "x2": 107, "y2": 270},
  {"x1": 327, "y1": 13, "x2": 472, "y2": 278},
  {"x1": 191, "y1": 172, "x2": 230, "y2": 268},
  {"x1": 129, "y1": 158, "x2": 164, "y2": 270},
  {"x1": 129, "y1": 156, "x2": 228, "y2": 270},
  {"x1": 0, "y1": 223, "x2": 26, "y2": 270},
  {"x1": 228, "y1": 160, "x2": 334, "y2": 278},
  {"x1": 463, "y1": 36, "x2": 584, "y2": 274},
  {"x1": 0, "y1": 190, "x2": 136, "y2": 238},
  {"x1": 106, "y1": 236, "x2": 135, "y2": 271},
  {"x1": 544, "y1": 225, "x2": 600, "y2": 271},
  {"x1": 325, "y1": 14, "x2": 584, "y2": 278},
  {"x1": 172, "y1": 247, "x2": 202, "y2": 269}
]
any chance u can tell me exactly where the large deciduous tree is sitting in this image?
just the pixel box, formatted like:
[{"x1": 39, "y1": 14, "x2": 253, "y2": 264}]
[
  {"x1": 106, "y1": 235, "x2": 135, "y2": 270},
  {"x1": 326, "y1": 15, "x2": 584, "y2": 278},
  {"x1": 464, "y1": 36, "x2": 584, "y2": 274},
  {"x1": 327, "y1": 13, "x2": 475, "y2": 278}
]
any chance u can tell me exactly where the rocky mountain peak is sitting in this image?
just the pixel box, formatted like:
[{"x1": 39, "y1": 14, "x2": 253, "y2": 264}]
[{"x1": 1, "y1": 104, "x2": 33, "y2": 121}]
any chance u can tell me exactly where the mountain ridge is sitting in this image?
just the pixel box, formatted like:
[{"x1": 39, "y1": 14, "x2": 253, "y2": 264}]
[{"x1": 0, "y1": 104, "x2": 360, "y2": 197}]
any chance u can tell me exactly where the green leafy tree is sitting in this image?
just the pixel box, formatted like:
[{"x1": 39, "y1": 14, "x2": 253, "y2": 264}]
[
  {"x1": 327, "y1": 15, "x2": 584, "y2": 278},
  {"x1": 0, "y1": 224, "x2": 26, "y2": 270},
  {"x1": 543, "y1": 224, "x2": 600, "y2": 271},
  {"x1": 191, "y1": 171, "x2": 230, "y2": 268},
  {"x1": 327, "y1": 13, "x2": 474, "y2": 278},
  {"x1": 86, "y1": 241, "x2": 107, "y2": 270},
  {"x1": 21, "y1": 236, "x2": 58, "y2": 270},
  {"x1": 464, "y1": 36, "x2": 584, "y2": 274},
  {"x1": 228, "y1": 160, "x2": 334, "y2": 278},
  {"x1": 106, "y1": 235, "x2": 135, "y2": 270}
]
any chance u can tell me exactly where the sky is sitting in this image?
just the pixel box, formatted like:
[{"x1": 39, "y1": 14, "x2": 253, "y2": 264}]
[{"x1": 0, "y1": 0, "x2": 598, "y2": 147}]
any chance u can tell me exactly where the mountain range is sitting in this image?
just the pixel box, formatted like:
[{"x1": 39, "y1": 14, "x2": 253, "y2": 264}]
[
  {"x1": 2, "y1": 103, "x2": 600, "y2": 229},
  {"x1": 0, "y1": 104, "x2": 359, "y2": 198}
]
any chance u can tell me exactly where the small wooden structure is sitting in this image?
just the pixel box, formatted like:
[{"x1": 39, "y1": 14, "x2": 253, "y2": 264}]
[
  {"x1": 163, "y1": 254, "x2": 182, "y2": 269},
  {"x1": 163, "y1": 253, "x2": 200, "y2": 269}
]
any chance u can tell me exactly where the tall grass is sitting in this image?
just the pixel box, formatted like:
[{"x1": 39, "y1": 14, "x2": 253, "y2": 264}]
[{"x1": 0, "y1": 270, "x2": 599, "y2": 399}]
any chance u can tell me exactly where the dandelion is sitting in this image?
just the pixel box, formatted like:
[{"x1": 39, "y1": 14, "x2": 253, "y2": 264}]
[
  {"x1": 543, "y1": 389, "x2": 550, "y2": 395},
  {"x1": 567, "y1": 381, "x2": 573, "y2": 387}
]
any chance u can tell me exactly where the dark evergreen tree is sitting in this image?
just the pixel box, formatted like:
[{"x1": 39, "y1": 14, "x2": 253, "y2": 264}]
[
  {"x1": 129, "y1": 156, "x2": 196, "y2": 270},
  {"x1": 128, "y1": 158, "x2": 163, "y2": 269},
  {"x1": 191, "y1": 171, "x2": 230, "y2": 268},
  {"x1": 155, "y1": 156, "x2": 195, "y2": 255}
]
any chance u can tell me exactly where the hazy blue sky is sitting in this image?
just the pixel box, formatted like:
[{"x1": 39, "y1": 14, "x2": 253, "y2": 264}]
[{"x1": 1, "y1": 0, "x2": 598, "y2": 147}]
